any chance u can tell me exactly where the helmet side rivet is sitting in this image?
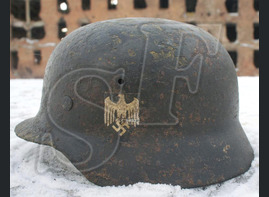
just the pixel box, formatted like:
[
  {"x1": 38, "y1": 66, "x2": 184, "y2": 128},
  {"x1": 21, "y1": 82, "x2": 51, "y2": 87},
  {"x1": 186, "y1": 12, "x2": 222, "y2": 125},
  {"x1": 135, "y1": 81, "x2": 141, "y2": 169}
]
[
  {"x1": 62, "y1": 96, "x2": 73, "y2": 111},
  {"x1": 117, "y1": 78, "x2": 124, "y2": 85}
]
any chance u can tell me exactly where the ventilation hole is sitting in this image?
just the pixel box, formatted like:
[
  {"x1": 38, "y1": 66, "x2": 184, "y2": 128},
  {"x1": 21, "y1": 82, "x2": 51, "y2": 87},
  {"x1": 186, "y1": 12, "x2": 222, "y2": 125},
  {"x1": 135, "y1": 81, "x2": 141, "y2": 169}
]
[
  {"x1": 134, "y1": 0, "x2": 147, "y2": 9},
  {"x1": 160, "y1": 0, "x2": 169, "y2": 8},
  {"x1": 82, "y1": 0, "x2": 90, "y2": 10},
  {"x1": 226, "y1": 23, "x2": 237, "y2": 42},
  {"x1": 12, "y1": 26, "x2": 27, "y2": 39},
  {"x1": 108, "y1": 0, "x2": 118, "y2": 9},
  {"x1": 30, "y1": 0, "x2": 41, "y2": 21},
  {"x1": 34, "y1": 50, "x2": 41, "y2": 64},
  {"x1": 254, "y1": 23, "x2": 259, "y2": 40},
  {"x1": 31, "y1": 26, "x2": 45, "y2": 39},
  {"x1": 11, "y1": 0, "x2": 26, "y2": 21},
  {"x1": 254, "y1": 0, "x2": 259, "y2": 11},
  {"x1": 185, "y1": 0, "x2": 197, "y2": 12},
  {"x1": 254, "y1": 50, "x2": 259, "y2": 68},
  {"x1": 11, "y1": 51, "x2": 19, "y2": 70},
  {"x1": 58, "y1": 0, "x2": 69, "y2": 13},
  {"x1": 225, "y1": 0, "x2": 238, "y2": 13},
  {"x1": 118, "y1": 78, "x2": 125, "y2": 85},
  {"x1": 228, "y1": 51, "x2": 237, "y2": 67},
  {"x1": 58, "y1": 18, "x2": 68, "y2": 39}
]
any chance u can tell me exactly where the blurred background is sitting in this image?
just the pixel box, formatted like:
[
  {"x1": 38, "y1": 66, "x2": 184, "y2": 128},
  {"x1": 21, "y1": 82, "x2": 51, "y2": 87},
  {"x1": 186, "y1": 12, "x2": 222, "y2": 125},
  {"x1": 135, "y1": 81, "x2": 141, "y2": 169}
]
[{"x1": 10, "y1": 0, "x2": 259, "y2": 78}]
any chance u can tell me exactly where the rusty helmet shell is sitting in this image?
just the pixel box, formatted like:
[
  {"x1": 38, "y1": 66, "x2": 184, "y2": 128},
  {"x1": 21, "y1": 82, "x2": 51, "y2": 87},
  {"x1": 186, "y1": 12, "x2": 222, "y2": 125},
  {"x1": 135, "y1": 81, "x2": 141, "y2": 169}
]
[{"x1": 15, "y1": 18, "x2": 253, "y2": 188}]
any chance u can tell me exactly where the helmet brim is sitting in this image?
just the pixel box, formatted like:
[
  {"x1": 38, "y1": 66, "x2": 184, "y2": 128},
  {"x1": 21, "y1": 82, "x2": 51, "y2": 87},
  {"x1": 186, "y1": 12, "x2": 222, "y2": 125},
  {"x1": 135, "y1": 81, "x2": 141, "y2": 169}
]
[
  {"x1": 15, "y1": 115, "x2": 254, "y2": 188},
  {"x1": 15, "y1": 117, "x2": 52, "y2": 146}
]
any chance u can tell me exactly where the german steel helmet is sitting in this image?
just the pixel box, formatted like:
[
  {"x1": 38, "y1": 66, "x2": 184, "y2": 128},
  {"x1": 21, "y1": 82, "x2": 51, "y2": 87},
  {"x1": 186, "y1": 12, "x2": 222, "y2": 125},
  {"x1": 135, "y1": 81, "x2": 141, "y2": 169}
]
[{"x1": 15, "y1": 18, "x2": 254, "y2": 188}]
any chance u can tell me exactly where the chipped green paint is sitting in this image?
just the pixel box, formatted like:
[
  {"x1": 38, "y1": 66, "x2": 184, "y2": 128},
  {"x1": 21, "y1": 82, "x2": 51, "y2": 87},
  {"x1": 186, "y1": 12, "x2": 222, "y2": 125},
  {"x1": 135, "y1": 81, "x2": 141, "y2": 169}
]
[
  {"x1": 150, "y1": 47, "x2": 176, "y2": 61},
  {"x1": 128, "y1": 49, "x2": 136, "y2": 57},
  {"x1": 111, "y1": 35, "x2": 122, "y2": 45}
]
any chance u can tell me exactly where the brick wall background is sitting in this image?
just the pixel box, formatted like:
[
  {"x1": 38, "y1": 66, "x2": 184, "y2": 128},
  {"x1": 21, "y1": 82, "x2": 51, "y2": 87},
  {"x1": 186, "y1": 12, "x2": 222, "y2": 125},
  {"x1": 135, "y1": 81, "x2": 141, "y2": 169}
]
[{"x1": 10, "y1": 0, "x2": 259, "y2": 78}]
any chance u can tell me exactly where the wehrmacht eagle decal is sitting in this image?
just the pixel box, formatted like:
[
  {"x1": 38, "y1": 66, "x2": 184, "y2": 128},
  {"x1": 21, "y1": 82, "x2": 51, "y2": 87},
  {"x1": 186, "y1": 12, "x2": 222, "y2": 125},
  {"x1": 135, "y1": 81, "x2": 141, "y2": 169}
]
[{"x1": 104, "y1": 94, "x2": 139, "y2": 135}]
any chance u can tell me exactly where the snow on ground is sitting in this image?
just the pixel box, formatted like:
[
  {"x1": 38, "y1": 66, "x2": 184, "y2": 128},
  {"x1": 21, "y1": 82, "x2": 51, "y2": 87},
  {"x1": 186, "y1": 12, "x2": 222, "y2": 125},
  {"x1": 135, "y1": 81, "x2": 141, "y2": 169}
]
[{"x1": 10, "y1": 77, "x2": 259, "y2": 197}]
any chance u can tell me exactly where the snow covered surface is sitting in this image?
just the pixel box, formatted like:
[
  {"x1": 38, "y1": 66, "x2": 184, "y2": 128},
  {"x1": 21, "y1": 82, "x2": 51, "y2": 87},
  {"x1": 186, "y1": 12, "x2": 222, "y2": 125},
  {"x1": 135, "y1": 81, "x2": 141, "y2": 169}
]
[{"x1": 10, "y1": 77, "x2": 259, "y2": 197}]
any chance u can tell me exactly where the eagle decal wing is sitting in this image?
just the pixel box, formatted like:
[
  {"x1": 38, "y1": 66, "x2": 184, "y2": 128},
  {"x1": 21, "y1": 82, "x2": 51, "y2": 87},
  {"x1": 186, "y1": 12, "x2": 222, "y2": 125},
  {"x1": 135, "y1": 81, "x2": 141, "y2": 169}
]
[
  {"x1": 104, "y1": 96, "x2": 118, "y2": 126},
  {"x1": 126, "y1": 98, "x2": 139, "y2": 127},
  {"x1": 104, "y1": 95, "x2": 139, "y2": 127}
]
